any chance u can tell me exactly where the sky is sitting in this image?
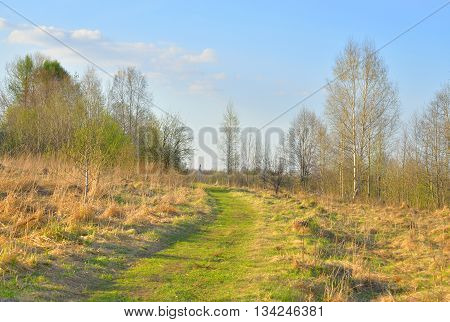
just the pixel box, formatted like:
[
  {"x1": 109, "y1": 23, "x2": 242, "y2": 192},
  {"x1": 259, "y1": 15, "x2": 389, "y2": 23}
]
[{"x1": 0, "y1": 0, "x2": 449, "y2": 168}]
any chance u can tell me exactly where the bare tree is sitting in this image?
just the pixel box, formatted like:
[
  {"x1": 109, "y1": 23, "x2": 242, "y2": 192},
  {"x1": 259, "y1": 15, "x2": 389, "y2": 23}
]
[
  {"x1": 78, "y1": 68, "x2": 105, "y2": 201},
  {"x1": 288, "y1": 107, "x2": 323, "y2": 185},
  {"x1": 416, "y1": 84, "x2": 449, "y2": 207},
  {"x1": 220, "y1": 102, "x2": 240, "y2": 174},
  {"x1": 241, "y1": 127, "x2": 261, "y2": 185},
  {"x1": 260, "y1": 142, "x2": 271, "y2": 189},
  {"x1": 81, "y1": 67, "x2": 104, "y2": 120},
  {"x1": 269, "y1": 145, "x2": 287, "y2": 194},
  {"x1": 359, "y1": 43, "x2": 398, "y2": 198},
  {"x1": 156, "y1": 115, "x2": 193, "y2": 170},
  {"x1": 109, "y1": 67, "x2": 151, "y2": 169},
  {"x1": 326, "y1": 40, "x2": 398, "y2": 200},
  {"x1": 326, "y1": 41, "x2": 359, "y2": 199},
  {"x1": 316, "y1": 121, "x2": 331, "y2": 193}
]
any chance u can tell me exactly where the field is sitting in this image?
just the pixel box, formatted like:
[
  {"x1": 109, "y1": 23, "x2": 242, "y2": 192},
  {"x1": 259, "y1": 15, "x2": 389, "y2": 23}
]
[
  {"x1": 0, "y1": 157, "x2": 448, "y2": 301},
  {"x1": 0, "y1": 156, "x2": 209, "y2": 300}
]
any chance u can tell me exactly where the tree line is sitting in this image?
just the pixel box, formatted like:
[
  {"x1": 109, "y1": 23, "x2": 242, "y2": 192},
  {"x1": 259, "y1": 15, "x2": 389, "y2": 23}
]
[
  {"x1": 0, "y1": 40, "x2": 447, "y2": 209},
  {"x1": 219, "y1": 40, "x2": 448, "y2": 209},
  {"x1": 0, "y1": 53, "x2": 193, "y2": 201}
]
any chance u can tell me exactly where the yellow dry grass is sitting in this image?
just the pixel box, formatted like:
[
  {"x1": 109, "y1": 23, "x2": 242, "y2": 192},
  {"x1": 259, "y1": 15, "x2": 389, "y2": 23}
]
[
  {"x1": 0, "y1": 155, "x2": 208, "y2": 280},
  {"x1": 258, "y1": 188, "x2": 449, "y2": 301},
  {"x1": 100, "y1": 205, "x2": 124, "y2": 220}
]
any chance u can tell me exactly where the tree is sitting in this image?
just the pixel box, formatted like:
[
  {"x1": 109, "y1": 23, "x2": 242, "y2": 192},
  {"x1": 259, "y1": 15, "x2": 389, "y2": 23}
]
[
  {"x1": 269, "y1": 145, "x2": 287, "y2": 194},
  {"x1": 1, "y1": 55, "x2": 79, "y2": 154},
  {"x1": 359, "y1": 43, "x2": 398, "y2": 199},
  {"x1": 416, "y1": 84, "x2": 449, "y2": 208},
  {"x1": 220, "y1": 102, "x2": 240, "y2": 174},
  {"x1": 147, "y1": 115, "x2": 193, "y2": 170},
  {"x1": 288, "y1": 107, "x2": 323, "y2": 185},
  {"x1": 326, "y1": 40, "x2": 398, "y2": 200},
  {"x1": 260, "y1": 143, "x2": 271, "y2": 189},
  {"x1": 68, "y1": 69, "x2": 131, "y2": 202},
  {"x1": 0, "y1": 54, "x2": 199, "y2": 181},
  {"x1": 109, "y1": 67, "x2": 151, "y2": 168},
  {"x1": 80, "y1": 67, "x2": 104, "y2": 120},
  {"x1": 241, "y1": 128, "x2": 260, "y2": 176},
  {"x1": 5, "y1": 54, "x2": 35, "y2": 109},
  {"x1": 316, "y1": 121, "x2": 331, "y2": 193},
  {"x1": 68, "y1": 114, "x2": 131, "y2": 202}
]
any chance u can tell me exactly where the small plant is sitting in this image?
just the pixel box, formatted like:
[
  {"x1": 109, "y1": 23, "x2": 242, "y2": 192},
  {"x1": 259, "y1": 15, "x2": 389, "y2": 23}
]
[
  {"x1": 70, "y1": 204, "x2": 97, "y2": 223},
  {"x1": 323, "y1": 265, "x2": 352, "y2": 301},
  {"x1": 293, "y1": 219, "x2": 309, "y2": 233},
  {"x1": 100, "y1": 205, "x2": 124, "y2": 220}
]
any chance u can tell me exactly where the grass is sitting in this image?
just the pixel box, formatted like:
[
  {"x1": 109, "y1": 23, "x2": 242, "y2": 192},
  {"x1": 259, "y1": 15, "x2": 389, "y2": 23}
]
[
  {"x1": 90, "y1": 187, "x2": 446, "y2": 302},
  {"x1": 0, "y1": 156, "x2": 447, "y2": 301},
  {"x1": 0, "y1": 156, "x2": 209, "y2": 300},
  {"x1": 91, "y1": 187, "x2": 259, "y2": 301},
  {"x1": 91, "y1": 187, "x2": 305, "y2": 301},
  {"x1": 254, "y1": 190, "x2": 449, "y2": 301}
]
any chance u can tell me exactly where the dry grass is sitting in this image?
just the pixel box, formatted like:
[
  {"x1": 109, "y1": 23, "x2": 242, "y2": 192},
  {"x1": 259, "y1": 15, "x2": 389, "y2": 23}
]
[
  {"x1": 70, "y1": 205, "x2": 97, "y2": 223},
  {"x1": 254, "y1": 188, "x2": 449, "y2": 302},
  {"x1": 125, "y1": 205, "x2": 155, "y2": 225},
  {"x1": 100, "y1": 204, "x2": 124, "y2": 220},
  {"x1": 0, "y1": 155, "x2": 209, "y2": 298},
  {"x1": 1, "y1": 155, "x2": 446, "y2": 301}
]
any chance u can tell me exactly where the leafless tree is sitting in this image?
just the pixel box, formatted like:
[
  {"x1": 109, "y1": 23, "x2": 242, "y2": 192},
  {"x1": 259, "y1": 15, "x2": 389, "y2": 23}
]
[
  {"x1": 69, "y1": 69, "x2": 129, "y2": 202},
  {"x1": 326, "y1": 40, "x2": 398, "y2": 200},
  {"x1": 81, "y1": 67, "x2": 104, "y2": 120},
  {"x1": 260, "y1": 142, "x2": 271, "y2": 189},
  {"x1": 288, "y1": 107, "x2": 323, "y2": 185},
  {"x1": 109, "y1": 67, "x2": 151, "y2": 168},
  {"x1": 220, "y1": 102, "x2": 240, "y2": 174},
  {"x1": 269, "y1": 145, "x2": 287, "y2": 194},
  {"x1": 156, "y1": 115, "x2": 193, "y2": 170},
  {"x1": 416, "y1": 84, "x2": 449, "y2": 207}
]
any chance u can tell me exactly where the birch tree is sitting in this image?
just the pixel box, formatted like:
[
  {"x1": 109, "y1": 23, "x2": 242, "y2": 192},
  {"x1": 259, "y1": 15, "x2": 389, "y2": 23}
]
[
  {"x1": 417, "y1": 84, "x2": 449, "y2": 207},
  {"x1": 220, "y1": 102, "x2": 240, "y2": 174},
  {"x1": 69, "y1": 69, "x2": 130, "y2": 202},
  {"x1": 269, "y1": 145, "x2": 287, "y2": 194},
  {"x1": 326, "y1": 40, "x2": 398, "y2": 200},
  {"x1": 154, "y1": 115, "x2": 193, "y2": 170},
  {"x1": 288, "y1": 107, "x2": 322, "y2": 185},
  {"x1": 109, "y1": 67, "x2": 151, "y2": 168}
]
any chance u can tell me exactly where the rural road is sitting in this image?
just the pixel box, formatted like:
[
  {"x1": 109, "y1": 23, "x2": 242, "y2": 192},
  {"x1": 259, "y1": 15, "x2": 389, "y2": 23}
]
[{"x1": 91, "y1": 188, "x2": 297, "y2": 301}]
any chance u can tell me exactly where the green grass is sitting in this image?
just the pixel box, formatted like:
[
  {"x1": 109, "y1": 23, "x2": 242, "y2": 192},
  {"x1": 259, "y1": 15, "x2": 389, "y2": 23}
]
[
  {"x1": 0, "y1": 187, "x2": 210, "y2": 301},
  {"x1": 90, "y1": 187, "x2": 304, "y2": 301},
  {"x1": 5, "y1": 185, "x2": 442, "y2": 301},
  {"x1": 0, "y1": 274, "x2": 46, "y2": 299}
]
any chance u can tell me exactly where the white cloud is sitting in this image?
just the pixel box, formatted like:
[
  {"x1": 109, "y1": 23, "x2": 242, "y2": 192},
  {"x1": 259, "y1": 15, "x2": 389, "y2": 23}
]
[
  {"x1": 182, "y1": 48, "x2": 216, "y2": 63},
  {"x1": 8, "y1": 26, "x2": 65, "y2": 46},
  {"x1": 188, "y1": 82, "x2": 208, "y2": 93},
  {"x1": 71, "y1": 29, "x2": 101, "y2": 40},
  {"x1": 188, "y1": 80, "x2": 216, "y2": 94},
  {"x1": 145, "y1": 71, "x2": 163, "y2": 79},
  {"x1": 212, "y1": 72, "x2": 226, "y2": 80},
  {"x1": 0, "y1": 17, "x2": 6, "y2": 29},
  {"x1": 275, "y1": 90, "x2": 288, "y2": 96},
  {"x1": 3, "y1": 23, "x2": 222, "y2": 94}
]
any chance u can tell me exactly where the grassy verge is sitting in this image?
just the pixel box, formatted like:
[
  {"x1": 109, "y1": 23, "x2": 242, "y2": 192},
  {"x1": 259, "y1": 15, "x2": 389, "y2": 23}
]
[
  {"x1": 0, "y1": 157, "x2": 210, "y2": 301},
  {"x1": 2, "y1": 171, "x2": 447, "y2": 301},
  {"x1": 91, "y1": 187, "x2": 308, "y2": 301},
  {"x1": 91, "y1": 187, "x2": 448, "y2": 302},
  {"x1": 91, "y1": 188, "x2": 255, "y2": 300},
  {"x1": 254, "y1": 190, "x2": 449, "y2": 301}
]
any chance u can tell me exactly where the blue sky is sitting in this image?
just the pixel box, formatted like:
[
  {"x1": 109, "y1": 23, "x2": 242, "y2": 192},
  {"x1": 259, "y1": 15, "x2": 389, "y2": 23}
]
[{"x1": 0, "y1": 1, "x2": 449, "y2": 167}]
